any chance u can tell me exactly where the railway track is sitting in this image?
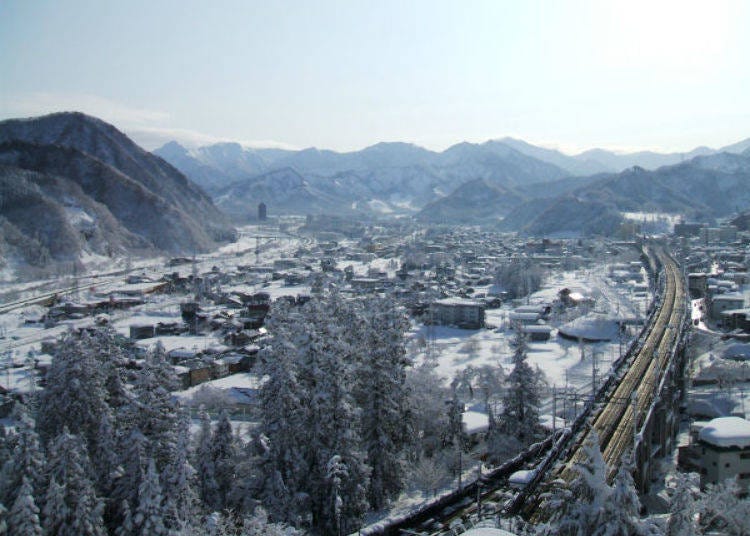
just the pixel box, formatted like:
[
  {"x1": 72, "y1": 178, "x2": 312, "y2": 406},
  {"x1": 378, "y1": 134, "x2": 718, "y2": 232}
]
[
  {"x1": 360, "y1": 245, "x2": 684, "y2": 535},
  {"x1": 523, "y1": 245, "x2": 686, "y2": 522}
]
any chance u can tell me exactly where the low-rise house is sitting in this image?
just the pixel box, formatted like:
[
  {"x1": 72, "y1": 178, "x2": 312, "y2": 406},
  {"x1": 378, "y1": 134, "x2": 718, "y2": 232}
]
[
  {"x1": 508, "y1": 311, "x2": 541, "y2": 325},
  {"x1": 520, "y1": 324, "x2": 553, "y2": 341},
  {"x1": 130, "y1": 324, "x2": 156, "y2": 340},
  {"x1": 711, "y1": 293, "x2": 746, "y2": 323},
  {"x1": 698, "y1": 417, "x2": 750, "y2": 491},
  {"x1": 720, "y1": 309, "x2": 750, "y2": 332}
]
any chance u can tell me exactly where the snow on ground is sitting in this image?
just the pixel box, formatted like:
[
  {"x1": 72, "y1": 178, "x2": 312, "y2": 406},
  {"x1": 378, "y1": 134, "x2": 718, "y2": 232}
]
[
  {"x1": 412, "y1": 265, "x2": 647, "y2": 399},
  {"x1": 135, "y1": 334, "x2": 226, "y2": 353},
  {"x1": 0, "y1": 364, "x2": 38, "y2": 393}
]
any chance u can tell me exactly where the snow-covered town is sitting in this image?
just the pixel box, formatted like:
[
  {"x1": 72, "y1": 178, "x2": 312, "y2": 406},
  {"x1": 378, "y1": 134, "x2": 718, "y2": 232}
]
[
  {"x1": 3, "y1": 3, "x2": 750, "y2": 534},
  {"x1": 1, "y1": 211, "x2": 750, "y2": 534}
]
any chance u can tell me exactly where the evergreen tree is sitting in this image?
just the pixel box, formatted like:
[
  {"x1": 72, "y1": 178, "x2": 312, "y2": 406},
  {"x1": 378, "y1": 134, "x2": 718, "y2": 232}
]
[
  {"x1": 43, "y1": 431, "x2": 104, "y2": 536},
  {"x1": 298, "y1": 295, "x2": 369, "y2": 534},
  {"x1": 699, "y1": 478, "x2": 750, "y2": 535},
  {"x1": 195, "y1": 409, "x2": 220, "y2": 510},
  {"x1": 242, "y1": 506, "x2": 301, "y2": 536},
  {"x1": 114, "y1": 500, "x2": 134, "y2": 536},
  {"x1": 406, "y1": 360, "x2": 450, "y2": 458},
  {"x1": 500, "y1": 330, "x2": 545, "y2": 446},
  {"x1": 8, "y1": 476, "x2": 42, "y2": 536},
  {"x1": 550, "y1": 430, "x2": 611, "y2": 535},
  {"x1": 91, "y1": 411, "x2": 120, "y2": 498},
  {"x1": 355, "y1": 297, "x2": 411, "y2": 510},
  {"x1": 0, "y1": 502, "x2": 7, "y2": 535},
  {"x1": 606, "y1": 457, "x2": 661, "y2": 535},
  {"x1": 257, "y1": 302, "x2": 310, "y2": 522},
  {"x1": 667, "y1": 473, "x2": 699, "y2": 536},
  {"x1": 211, "y1": 410, "x2": 237, "y2": 510},
  {"x1": 259, "y1": 293, "x2": 369, "y2": 533},
  {"x1": 133, "y1": 458, "x2": 168, "y2": 536},
  {"x1": 123, "y1": 345, "x2": 180, "y2": 469},
  {"x1": 37, "y1": 331, "x2": 116, "y2": 452},
  {"x1": 42, "y1": 478, "x2": 67, "y2": 536},
  {"x1": 0, "y1": 403, "x2": 45, "y2": 508},
  {"x1": 108, "y1": 428, "x2": 147, "y2": 531},
  {"x1": 546, "y1": 432, "x2": 658, "y2": 536},
  {"x1": 161, "y1": 410, "x2": 198, "y2": 530}
]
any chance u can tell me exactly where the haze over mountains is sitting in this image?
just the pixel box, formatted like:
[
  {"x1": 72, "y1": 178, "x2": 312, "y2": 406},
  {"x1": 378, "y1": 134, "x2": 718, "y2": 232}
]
[
  {"x1": 155, "y1": 133, "x2": 750, "y2": 232},
  {"x1": 0, "y1": 112, "x2": 234, "y2": 275},
  {"x1": 1, "y1": 111, "x2": 748, "y2": 278}
]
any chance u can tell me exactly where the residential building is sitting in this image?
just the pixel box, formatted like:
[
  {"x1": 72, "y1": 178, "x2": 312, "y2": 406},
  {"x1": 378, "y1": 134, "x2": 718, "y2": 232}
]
[
  {"x1": 698, "y1": 417, "x2": 750, "y2": 491},
  {"x1": 430, "y1": 298, "x2": 485, "y2": 329}
]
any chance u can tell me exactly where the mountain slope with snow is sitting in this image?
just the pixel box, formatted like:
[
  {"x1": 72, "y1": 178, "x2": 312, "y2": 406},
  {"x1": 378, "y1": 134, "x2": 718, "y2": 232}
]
[{"x1": 0, "y1": 113, "x2": 235, "y2": 273}]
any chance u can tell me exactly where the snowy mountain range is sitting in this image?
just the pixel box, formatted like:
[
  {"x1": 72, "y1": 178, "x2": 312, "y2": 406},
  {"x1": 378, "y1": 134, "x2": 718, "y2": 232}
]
[
  {"x1": 491, "y1": 150, "x2": 750, "y2": 236},
  {"x1": 0, "y1": 113, "x2": 234, "y2": 272},
  {"x1": 155, "y1": 134, "x2": 750, "y2": 228},
  {"x1": 154, "y1": 139, "x2": 572, "y2": 220}
]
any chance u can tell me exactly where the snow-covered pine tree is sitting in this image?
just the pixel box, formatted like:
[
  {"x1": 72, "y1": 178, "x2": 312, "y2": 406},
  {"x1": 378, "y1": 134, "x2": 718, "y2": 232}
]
[
  {"x1": 605, "y1": 456, "x2": 661, "y2": 535},
  {"x1": 297, "y1": 295, "x2": 369, "y2": 534},
  {"x1": 485, "y1": 403, "x2": 522, "y2": 466},
  {"x1": 194, "y1": 408, "x2": 220, "y2": 510},
  {"x1": 698, "y1": 477, "x2": 750, "y2": 535},
  {"x1": 37, "y1": 332, "x2": 111, "y2": 453},
  {"x1": 124, "y1": 344, "x2": 180, "y2": 469},
  {"x1": 8, "y1": 475, "x2": 42, "y2": 536},
  {"x1": 0, "y1": 502, "x2": 7, "y2": 535},
  {"x1": 445, "y1": 380, "x2": 467, "y2": 477},
  {"x1": 551, "y1": 430, "x2": 611, "y2": 535},
  {"x1": 355, "y1": 296, "x2": 411, "y2": 510},
  {"x1": 43, "y1": 430, "x2": 104, "y2": 535},
  {"x1": 108, "y1": 427, "x2": 147, "y2": 530},
  {"x1": 41, "y1": 477, "x2": 67, "y2": 536},
  {"x1": 133, "y1": 458, "x2": 168, "y2": 536},
  {"x1": 91, "y1": 411, "x2": 120, "y2": 498},
  {"x1": 500, "y1": 329, "x2": 544, "y2": 446},
  {"x1": 406, "y1": 360, "x2": 450, "y2": 459},
  {"x1": 257, "y1": 303, "x2": 306, "y2": 521},
  {"x1": 114, "y1": 500, "x2": 134, "y2": 536},
  {"x1": 242, "y1": 506, "x2": 301, "y2": 536},
  {"x1": 667, "y1": 472, "x2": 699, "y2": 536},
  {"x1": 0, "y1": 403, "x2": 45, "y2": 508},
  {"x1": 211, "y1": 410, "x2": 237, "y2": 510},
  {"x1": 161, "y1": 410, "x2": 198, "y2": 531}
]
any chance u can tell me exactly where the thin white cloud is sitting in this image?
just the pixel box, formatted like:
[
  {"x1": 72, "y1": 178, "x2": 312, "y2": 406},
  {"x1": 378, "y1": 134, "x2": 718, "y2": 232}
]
[
  {"x1": 0, "y1": 92, "x2": 170, "y2": 126},
  {"x1": 0, "y1": 92, "x2": 298, "y2": 151},
  {"x1": 126, "y1": 126, "x2": 300, "y2": 151}
]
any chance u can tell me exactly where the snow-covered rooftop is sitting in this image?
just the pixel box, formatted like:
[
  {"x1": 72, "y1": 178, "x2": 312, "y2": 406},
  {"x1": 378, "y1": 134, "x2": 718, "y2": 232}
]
[
  {"x1": 509, "y1": 469, "x2": 535, "y2": 486},
  {"x1": 699, "y1": 417, "x2": 750, "y2": 449},
  {"x1": 558, "y1": 313, "x2": 621, "y2": 342},
  {"x1": 462, "y1": 411, "x2": 489, "y2": 434},
  {"x1": 462, "y1": 528, "x2": 517, "y2": 536},
  {"x1": 434, "y1": 297, "x2": 483, "y2": 307}
]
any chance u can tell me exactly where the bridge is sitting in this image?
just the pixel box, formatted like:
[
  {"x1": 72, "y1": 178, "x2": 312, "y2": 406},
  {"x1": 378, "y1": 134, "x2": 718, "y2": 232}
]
[
  {"x1": 514, "y1": 244, "x2": 689, "y2": 523},
  {"x1": 360, "y1": 244, "x2": 689, "y2": 535}
]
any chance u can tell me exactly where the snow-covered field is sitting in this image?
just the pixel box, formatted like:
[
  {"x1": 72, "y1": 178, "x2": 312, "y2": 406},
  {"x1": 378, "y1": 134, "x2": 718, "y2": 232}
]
[{"x1": 410, "y1": 265, "x2": 650, "y2": 403}]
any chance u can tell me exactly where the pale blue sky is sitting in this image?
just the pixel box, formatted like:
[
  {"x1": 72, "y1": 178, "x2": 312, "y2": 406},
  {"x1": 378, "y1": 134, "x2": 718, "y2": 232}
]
[{"x1": 1, "y1": 0, "x2": 748, "y2": 153}]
